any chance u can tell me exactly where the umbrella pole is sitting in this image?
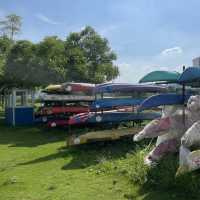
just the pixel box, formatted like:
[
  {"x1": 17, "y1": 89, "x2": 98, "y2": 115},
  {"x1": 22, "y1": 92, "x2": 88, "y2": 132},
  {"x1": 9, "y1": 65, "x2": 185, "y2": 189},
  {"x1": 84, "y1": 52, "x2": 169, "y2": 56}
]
[{"x1": 182, "y1": 66, "x2": 186, "y2": 131}]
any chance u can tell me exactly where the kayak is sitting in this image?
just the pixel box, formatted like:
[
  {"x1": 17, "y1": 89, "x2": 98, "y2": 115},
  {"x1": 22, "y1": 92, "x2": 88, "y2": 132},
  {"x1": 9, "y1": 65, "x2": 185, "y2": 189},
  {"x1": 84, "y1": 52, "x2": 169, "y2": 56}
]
[
  {"x1": 36, "y1": 106, "x2": 89, "y2": 116},
  {"x1": 138, "y1": 93, "x2": 191, "y2": 112},
  {"x1": 95, "y1": 83, "x2": 167, "y2": 93},
  {"x1": 39, "y1": 93, "x2": 94, "y2": 101},
  {"x1": 34, "y1": 115, "x2": 69, "y2": 123},
  {"x1": 62, "y1": 82, "x2": 95, "y2": 93},
  {"x1": 90, "y1": 98, "x2": 144, "y2": 109},
  {"x1": 68, "y1": 111, "x2": 161, "y2": 125},
  {"x1": 178, "y1": 67, "x2": 200, "y2": 84},
  {"x1": 43, "y1": 83, "x2": 95, "y2": 94},
  {"x1": 67, "y1": 127, "x2": 142, "y2": 146}
]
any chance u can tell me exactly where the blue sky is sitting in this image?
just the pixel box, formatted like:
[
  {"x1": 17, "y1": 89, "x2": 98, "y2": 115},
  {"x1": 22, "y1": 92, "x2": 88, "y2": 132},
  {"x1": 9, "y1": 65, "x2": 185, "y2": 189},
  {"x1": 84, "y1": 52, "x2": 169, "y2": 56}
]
[{"x1": 1, "y1": 0, "x2": 200, "y2": 82}]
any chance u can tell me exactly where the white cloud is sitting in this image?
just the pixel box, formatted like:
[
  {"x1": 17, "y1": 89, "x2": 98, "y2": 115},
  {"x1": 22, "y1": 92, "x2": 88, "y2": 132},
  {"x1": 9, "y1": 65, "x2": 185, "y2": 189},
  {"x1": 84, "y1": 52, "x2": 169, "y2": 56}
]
[
  {"x1": 35, "y1": 13, "x2": 60, "y2": 25},
  {"x1": 161, "y1": 46, "x2": 183, "y2": 56}
]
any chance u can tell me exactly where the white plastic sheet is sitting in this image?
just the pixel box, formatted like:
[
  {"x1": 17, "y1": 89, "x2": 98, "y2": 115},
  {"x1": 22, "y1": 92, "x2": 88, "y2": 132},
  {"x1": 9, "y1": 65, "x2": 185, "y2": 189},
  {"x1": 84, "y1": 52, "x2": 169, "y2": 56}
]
[
  {"x1": 181, "y1": 121, "x2": 200, "y2": 148},
  {"x1": 177, "y1": 145, "x2": 200, "y2": 175}
]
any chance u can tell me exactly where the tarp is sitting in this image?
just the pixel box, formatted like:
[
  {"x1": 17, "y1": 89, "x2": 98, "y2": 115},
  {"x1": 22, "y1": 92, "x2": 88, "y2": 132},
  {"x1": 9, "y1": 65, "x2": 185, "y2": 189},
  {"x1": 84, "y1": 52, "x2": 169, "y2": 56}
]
[{"x1": 139, "y1": 71, "x2": 181, "y2": 83}]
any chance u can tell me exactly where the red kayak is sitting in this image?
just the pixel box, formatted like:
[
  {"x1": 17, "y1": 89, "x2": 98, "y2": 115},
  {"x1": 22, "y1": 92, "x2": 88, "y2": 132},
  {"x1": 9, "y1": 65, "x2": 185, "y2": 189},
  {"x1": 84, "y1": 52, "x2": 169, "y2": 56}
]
[{"x1": 37, "y1": 106, "x2": 89, "y2": 116}]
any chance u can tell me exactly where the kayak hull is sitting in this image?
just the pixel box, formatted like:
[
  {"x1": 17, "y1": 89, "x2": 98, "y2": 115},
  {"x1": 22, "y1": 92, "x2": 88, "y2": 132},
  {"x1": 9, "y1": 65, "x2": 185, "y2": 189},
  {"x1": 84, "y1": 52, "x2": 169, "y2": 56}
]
[
  {"x1": 178, "y1": 67, "x2": 200, "y2": 84},
  {"x1": 68, "y1": 111, "x2": 161, "y2": 125},
  {"x1": 95, "y1": 83, "x2": 167, "y2": 93},
  {"x1": 36, "y1": 106, "x2": 89, "y2": 116},
  {"x1": 67, "y1": 127, "x2": 142, "y2": 146},
  {"x1": 90, "y1": 98, "x2": 144, "y2": 109},
  {"x1": 138, "y1": 93, "x2": 191, "y2": 112}
]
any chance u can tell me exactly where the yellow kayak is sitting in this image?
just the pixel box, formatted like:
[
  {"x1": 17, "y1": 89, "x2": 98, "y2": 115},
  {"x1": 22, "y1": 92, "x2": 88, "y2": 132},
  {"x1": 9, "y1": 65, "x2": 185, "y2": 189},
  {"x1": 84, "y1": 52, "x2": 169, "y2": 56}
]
[{"x1": 67, "y1": 127, "x2": 142, "y2": 146}]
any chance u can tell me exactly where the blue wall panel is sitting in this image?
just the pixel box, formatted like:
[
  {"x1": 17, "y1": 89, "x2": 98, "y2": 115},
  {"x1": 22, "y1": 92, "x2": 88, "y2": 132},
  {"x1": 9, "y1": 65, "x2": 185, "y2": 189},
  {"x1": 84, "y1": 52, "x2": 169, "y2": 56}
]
[
  {"x1": 15, "y1": 107, "x2": 34, "y2": 125},
  {"x1": 5, "y1": 108, "x2": 13, "y2": 125},
  {"x1": 5, "y1": 107, "x2": 34, "y2": 125}
]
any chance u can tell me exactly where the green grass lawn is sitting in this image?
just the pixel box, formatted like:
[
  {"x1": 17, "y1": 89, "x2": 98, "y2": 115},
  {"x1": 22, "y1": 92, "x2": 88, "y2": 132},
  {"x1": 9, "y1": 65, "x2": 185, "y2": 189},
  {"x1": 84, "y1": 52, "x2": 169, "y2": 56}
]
[{"x1": 0, "y1": 110, "x2": 200, "y2": 200}]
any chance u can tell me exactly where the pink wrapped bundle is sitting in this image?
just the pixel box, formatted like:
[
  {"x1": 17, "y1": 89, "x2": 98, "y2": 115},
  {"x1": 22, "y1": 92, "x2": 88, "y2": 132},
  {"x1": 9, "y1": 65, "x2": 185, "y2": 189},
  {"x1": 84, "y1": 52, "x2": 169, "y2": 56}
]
[
  {"x1": 134, "y1": 117, "x2": 171, "y2": 141},
  {"x1": 145, "y1": 138, "x2": 179, "y2": 165}
]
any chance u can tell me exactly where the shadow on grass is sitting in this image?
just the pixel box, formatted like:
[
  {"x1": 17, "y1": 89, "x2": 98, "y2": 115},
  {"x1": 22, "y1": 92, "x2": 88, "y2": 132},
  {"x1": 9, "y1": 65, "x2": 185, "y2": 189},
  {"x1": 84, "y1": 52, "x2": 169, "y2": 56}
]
[
  {"x1": 0, "y1": 108, "x2": 69, "y2": 147},
  {"x1": 0, "y1": 114, "x2": 121, "y2": 148},
  {"x1": 0, "y1": 122, "x2": 68, "y2": 147},
  {"x1": 19, "y1": 138, "x2": 137, "y2": 170}
]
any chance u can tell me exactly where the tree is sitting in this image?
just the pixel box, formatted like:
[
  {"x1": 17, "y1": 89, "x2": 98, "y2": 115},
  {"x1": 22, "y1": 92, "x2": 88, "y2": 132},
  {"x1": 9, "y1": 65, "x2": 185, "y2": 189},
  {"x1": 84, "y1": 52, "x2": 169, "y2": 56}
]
[
  {"x1": 0, "y1": 14, "x2": 22, "y2": 40},
  {"x1": 0, "y1": 36, "x2": 13, "y2": 84},
  {"x1": 4, "y1": 40, "x2": 37, "y2": 87},
  {"x1": 35, "y1": 36, "x2": 67, "y2": 84},
  {"x1": 3, "y1": 25, "x2": 119, "y2": 87},
  {"x1": 65, "y1": 26, "x2": 119, "y2": 83},
  {"x1": 64, "y1": 33, "x2": 88, "y2": 81},
  {"x1": 4, "y1": 37, "x2": 67, "y2": 87}
]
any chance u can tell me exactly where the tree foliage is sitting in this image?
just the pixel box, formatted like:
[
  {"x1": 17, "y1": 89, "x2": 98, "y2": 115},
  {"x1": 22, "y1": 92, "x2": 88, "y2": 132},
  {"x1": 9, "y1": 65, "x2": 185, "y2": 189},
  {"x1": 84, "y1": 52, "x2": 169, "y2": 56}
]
[
  {"x1": 0, "y1": 36, "x2": 13, "y2": 84},
  {"x1": 35, "y1": 36, "x2": 67, "y2": 84},
  {"x1": 65, "y1": 26, "x2": 119, "y2": 83},
  {"x1": 4, "y1": 40, "x2": 37, "y2": 87},
  {"x1": 2, "y1": 24, "x2": 119, "y2": 87},
  {"x1": 4, "y1": 37, "x2": 67, "y2": 86}
]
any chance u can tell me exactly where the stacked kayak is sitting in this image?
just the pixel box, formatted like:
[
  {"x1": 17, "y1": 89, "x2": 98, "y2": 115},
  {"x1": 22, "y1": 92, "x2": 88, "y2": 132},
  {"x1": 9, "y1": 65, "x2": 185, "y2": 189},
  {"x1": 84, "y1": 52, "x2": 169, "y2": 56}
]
[
  {"x1": 68, "y1": 111, "x2": 161, "y2": 125},
  {"x1": 138, "y1": 93, "x2": 191, "y2": 112},
  {"x1": 67, "y1": 83, "x2": 166, "y2": 126},
  {"x1": 37, "y1": 82, "x2": 167, "y2": 127},
  {"x1": 64, "y1": 67, "x2": 200, "y2": 146},
  {"x1": 35, "y1": 82, "x2": 95, "y2": 125},
  {"x1": 90, "y1": 98, "x2": 144, "y2": 110},
  {"x1": 67, "y1": 127, "x2": 142, "y2": 146},
  {"x1": 93, "y1": 83, "x2": 167, "y2": 109},
  {"x1": 43, "y1": 82, "x2": 95, "y2": 94},
  {"x1": 95, "y1": 83, "x2": 166, "y2": 93}
]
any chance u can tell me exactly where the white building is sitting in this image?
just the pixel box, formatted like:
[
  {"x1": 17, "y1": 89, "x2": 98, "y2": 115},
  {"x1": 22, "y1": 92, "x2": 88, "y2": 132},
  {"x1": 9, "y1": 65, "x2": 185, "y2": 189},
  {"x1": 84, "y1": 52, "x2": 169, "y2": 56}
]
[{"x1": 193, "y1": 57, "x2": 200, "y2": 67}]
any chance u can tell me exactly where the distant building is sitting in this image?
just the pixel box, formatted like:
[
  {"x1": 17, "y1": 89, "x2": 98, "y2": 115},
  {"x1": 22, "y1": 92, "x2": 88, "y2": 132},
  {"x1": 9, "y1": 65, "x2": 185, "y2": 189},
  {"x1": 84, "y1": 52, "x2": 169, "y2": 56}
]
[{"x1": 193, "y1": 57, "x2": 200, "y2": 67}]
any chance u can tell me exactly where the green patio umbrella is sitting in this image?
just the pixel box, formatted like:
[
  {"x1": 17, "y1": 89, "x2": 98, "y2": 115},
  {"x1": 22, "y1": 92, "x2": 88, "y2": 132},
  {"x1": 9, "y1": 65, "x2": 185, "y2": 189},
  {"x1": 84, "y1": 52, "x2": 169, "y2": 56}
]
[{"x1": 139, "y1": 70, "x2": 181, "y2": 83}]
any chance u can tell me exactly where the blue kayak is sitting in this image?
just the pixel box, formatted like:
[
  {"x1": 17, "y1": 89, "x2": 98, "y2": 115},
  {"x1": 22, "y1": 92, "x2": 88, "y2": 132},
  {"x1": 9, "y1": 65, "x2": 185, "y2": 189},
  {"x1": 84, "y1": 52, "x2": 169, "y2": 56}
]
[
  {"x1": 138, "y1": 93, "x2": 191, "y2": 112},
  {"x1": 95, "y1": 83, "x2": 167, "y2": 93},
  {"x1": 87, "y1": 112, "x2": 161, "y2": 123},
  {"x1": 178, "y1": 67, "x2": 200, "y2": 84},
  {"x1": 90, "y1": 98, "x2": 144, "y2": 109}
]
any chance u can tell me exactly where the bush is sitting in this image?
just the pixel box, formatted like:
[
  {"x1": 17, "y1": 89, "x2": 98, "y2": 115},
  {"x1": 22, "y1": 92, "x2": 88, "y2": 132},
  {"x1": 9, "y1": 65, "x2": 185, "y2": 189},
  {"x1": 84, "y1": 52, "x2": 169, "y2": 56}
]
[{"x1": 120, "y1": 146, "x2": 200, "y2": 199}]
